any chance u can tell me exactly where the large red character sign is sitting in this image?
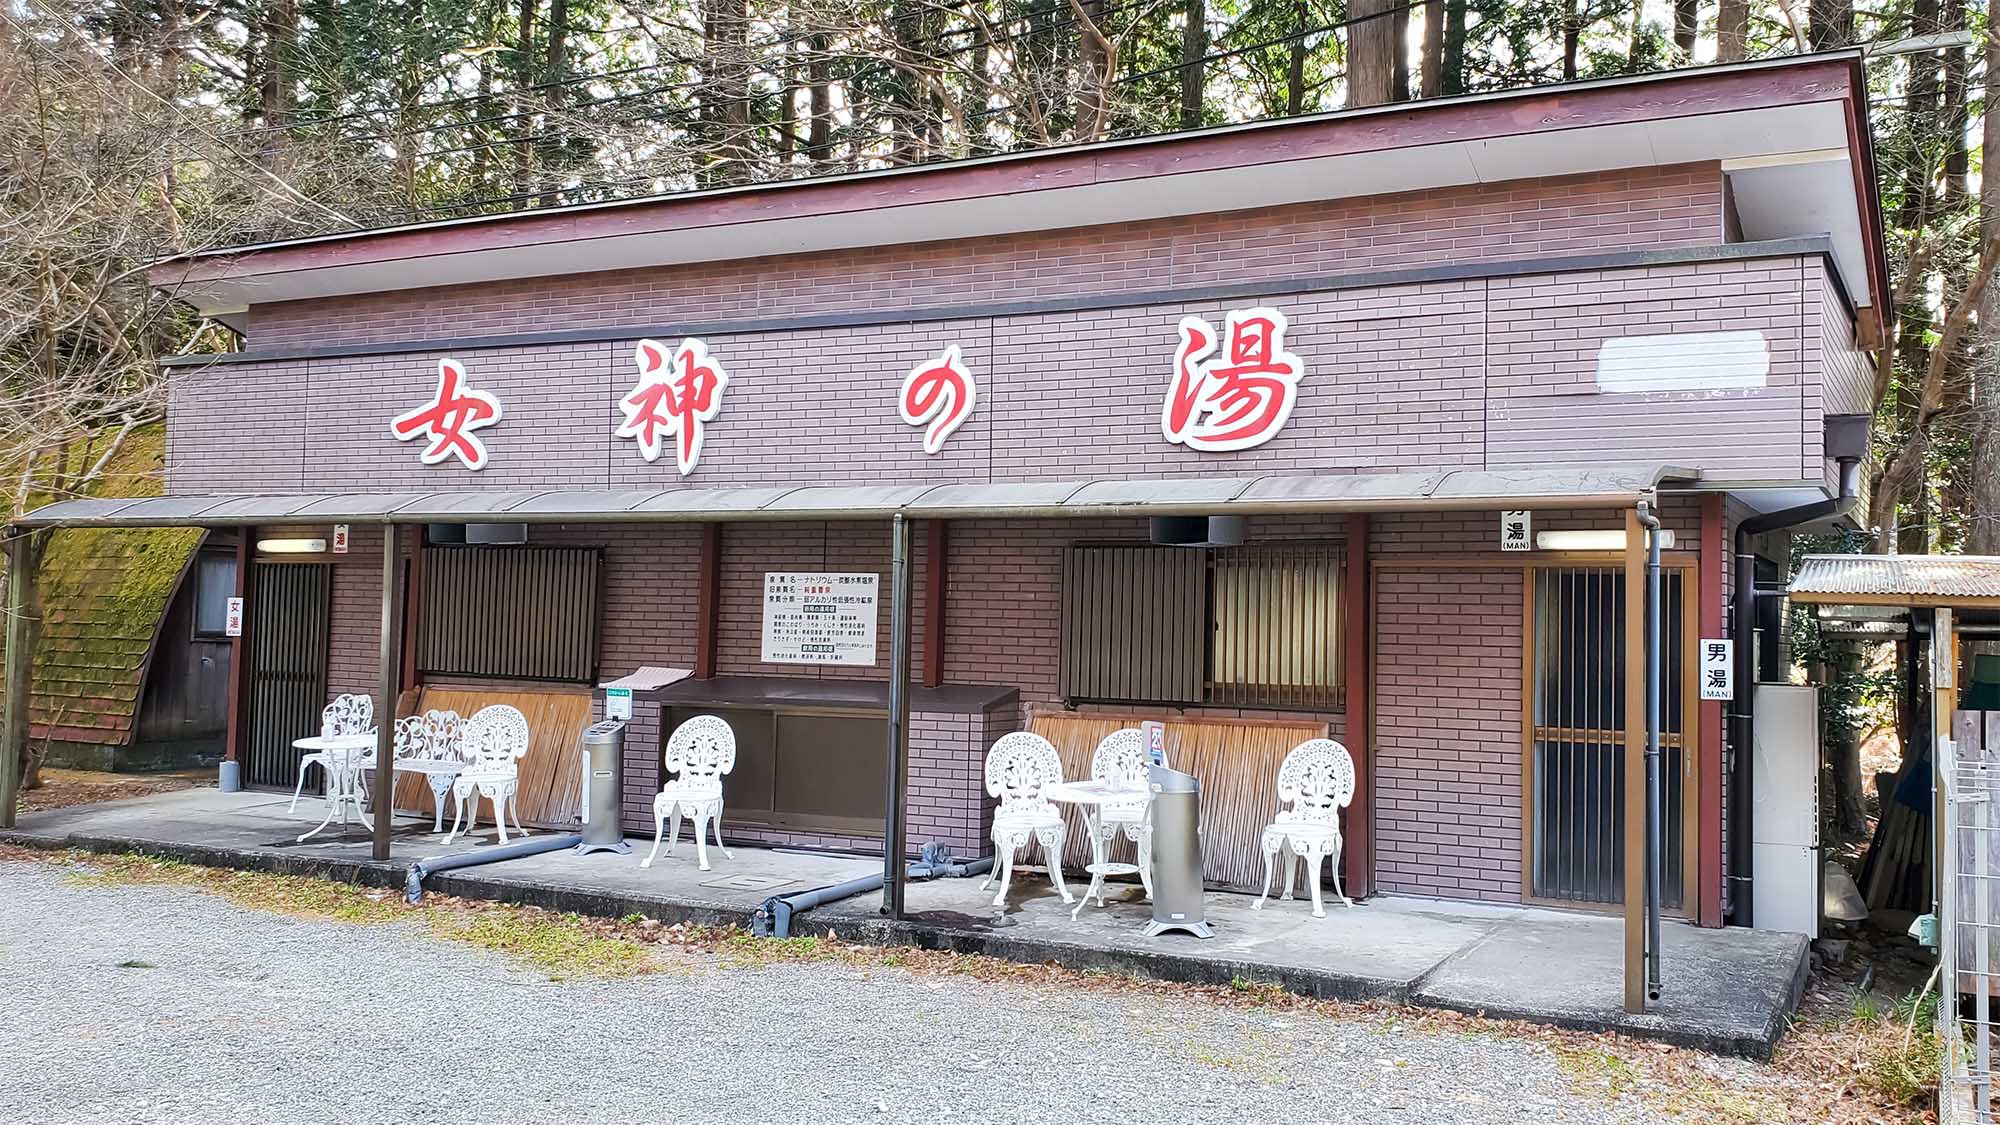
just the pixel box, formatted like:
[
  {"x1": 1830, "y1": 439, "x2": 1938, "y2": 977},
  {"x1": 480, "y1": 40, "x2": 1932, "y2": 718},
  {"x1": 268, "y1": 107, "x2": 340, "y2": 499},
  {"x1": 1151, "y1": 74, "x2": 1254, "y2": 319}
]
[
  {"x1": 389, "y1": 358, "x2": 503, "y2": 469},
  {"x1": 1161, "y1": 307, "x2": 1303, "y2": 452},
  {"x1": 898, "y1": 345, "x2": 977, "y2": 454},
  {"x1": 617, "y1": 337, "x2": 729, "y2": 476}
]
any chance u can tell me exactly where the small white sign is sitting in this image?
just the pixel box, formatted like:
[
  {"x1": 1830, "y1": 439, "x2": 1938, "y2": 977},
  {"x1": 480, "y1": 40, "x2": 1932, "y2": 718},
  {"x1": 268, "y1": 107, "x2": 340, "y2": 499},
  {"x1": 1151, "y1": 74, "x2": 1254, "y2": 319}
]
[
  {"x1": 761, "y1": 572, "x2": 880, "y2": 666},
  {"x1": 1699, "y1": 638, "x2": 1733, "y2": 701},
  {"x1": 604, "y1": 686, "x2": 632, "y2": 721},
  {"x1": 225, "y1": 597, "x2": 244, "y2": 638},
  {"x1": 331, "y1": 524, "x2": 350, "y2": 554},
  {"x1": 1500, "y1": 510, "x2": 1532, "y2": 552}
]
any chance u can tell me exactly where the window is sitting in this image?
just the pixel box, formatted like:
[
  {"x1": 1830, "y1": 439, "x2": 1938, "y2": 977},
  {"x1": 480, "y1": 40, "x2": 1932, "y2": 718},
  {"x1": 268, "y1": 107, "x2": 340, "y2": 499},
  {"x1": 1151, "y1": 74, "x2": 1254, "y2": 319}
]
[
  {"x1": 418, "y1": 545, "x2": 603, "y2": 682},
  {"x1": 191, "y1": 553, "x2": 237, "y2": 638},
  {"x1": 1060, "y1": 542, "x2": 1343, "y2": 710}
]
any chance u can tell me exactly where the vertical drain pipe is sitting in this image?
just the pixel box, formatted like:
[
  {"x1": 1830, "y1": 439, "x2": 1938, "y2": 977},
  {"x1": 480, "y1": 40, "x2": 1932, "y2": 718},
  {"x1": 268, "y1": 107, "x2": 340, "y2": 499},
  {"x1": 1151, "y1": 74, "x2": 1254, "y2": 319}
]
[{"x1": 1637, "y1": 499, "x2": 1665, "y2": 1002}]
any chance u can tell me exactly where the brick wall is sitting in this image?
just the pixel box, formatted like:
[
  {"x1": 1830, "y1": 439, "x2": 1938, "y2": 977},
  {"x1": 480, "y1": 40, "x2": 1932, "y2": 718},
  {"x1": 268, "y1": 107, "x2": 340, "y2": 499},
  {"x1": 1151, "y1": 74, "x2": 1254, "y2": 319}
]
[
  {"x1": 1373, "y1": 566, "x2": 1526, "y2": 903},
  {"x1": 247, "y1": 164, "x2": 1724, "y2": 349}
]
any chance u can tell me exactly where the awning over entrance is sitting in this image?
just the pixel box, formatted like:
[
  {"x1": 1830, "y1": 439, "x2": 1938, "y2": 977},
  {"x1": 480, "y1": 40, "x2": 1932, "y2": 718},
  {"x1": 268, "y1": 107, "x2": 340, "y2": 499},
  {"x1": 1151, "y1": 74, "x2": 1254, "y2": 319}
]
[
  {"x1": 1789, "y1": 553, "x2": 2000, "y2": 609},
  {"x1": 13, "y1": 465, "x2": 1699, "y2": 529}
]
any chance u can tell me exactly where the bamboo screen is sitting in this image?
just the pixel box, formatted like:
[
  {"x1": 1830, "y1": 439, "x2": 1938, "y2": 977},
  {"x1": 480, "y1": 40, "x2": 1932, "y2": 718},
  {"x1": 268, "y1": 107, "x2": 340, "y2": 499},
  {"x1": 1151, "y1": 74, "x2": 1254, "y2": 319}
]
[
  {"x1": 1027, "y1": 712, "x2": 1329, "y2": 891},
  {"x1": 389, "y1": 685, "x2": 593, "y2": 830}
]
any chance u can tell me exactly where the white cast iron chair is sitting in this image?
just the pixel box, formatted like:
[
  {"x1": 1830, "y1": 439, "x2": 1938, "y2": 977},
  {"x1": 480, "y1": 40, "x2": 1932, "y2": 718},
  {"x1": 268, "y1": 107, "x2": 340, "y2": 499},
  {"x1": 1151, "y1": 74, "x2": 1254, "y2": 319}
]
[
  {"x1": 380, "y1": 710, "x2": 470, "y2": 833},
  {"x1": 1253, "y1": 738, "x2": 1356, "y2": 918},
  {"x1": 978, "y1": 732, "x2": 1073, "y2": 907},
  {"x1": 1088, "y1": 728, "x2": 1155, "y2": 900},
  {"x1": 643, "y1": 714, "x2": 737, "y2": 871},
  {"x1": 289, "y1": 693, "x2": 373, "y2": 813},
  {"x1": 443, "y1": 704, "x2": 531, "y2": 844}
]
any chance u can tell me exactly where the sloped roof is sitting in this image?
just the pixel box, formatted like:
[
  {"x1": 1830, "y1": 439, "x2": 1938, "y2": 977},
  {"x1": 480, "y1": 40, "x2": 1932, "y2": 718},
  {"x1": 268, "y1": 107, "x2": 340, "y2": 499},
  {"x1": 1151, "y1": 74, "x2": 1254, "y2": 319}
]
[
  {"x1": 24, "y1": 429, "x2": 205, "y2": 747},
  {"x1": 1789, "y1": 554, "x2": 2000, "y2": 607}
]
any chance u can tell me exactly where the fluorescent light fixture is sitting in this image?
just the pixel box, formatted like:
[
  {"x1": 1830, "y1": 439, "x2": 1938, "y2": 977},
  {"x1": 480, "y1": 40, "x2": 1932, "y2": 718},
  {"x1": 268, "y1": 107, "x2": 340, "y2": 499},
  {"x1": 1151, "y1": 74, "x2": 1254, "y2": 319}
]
[
  {"x1": 257, "y1": 537, "x2": 328, "y2": 554},
  {"x1": 1534, "y1": 529, "x2": 1676, "y2": 551}
]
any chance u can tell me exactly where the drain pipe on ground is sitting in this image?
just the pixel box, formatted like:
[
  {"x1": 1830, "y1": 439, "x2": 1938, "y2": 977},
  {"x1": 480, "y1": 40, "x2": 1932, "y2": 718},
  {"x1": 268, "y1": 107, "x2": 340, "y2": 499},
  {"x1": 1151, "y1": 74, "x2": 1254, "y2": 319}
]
[
  {"x1": 753, "y1": 843, "x2": 994, "y2": 938},
  {"x1": 1637, "y1": 499, "x2": 1666, "y2": 1003},
  {"x1": 405, "y1": 834, "x2": 584, "y2": 903}
]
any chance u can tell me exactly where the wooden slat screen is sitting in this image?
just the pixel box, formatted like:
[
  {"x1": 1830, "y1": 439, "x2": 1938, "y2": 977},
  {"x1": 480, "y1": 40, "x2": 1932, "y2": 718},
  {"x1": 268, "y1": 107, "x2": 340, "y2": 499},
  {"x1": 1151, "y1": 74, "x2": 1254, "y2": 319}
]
[
  {"x1": 1060, "y1": 545, "x2": 1206, "y2": 705},
  {"x1": 419, "y1": 546, "x2": 603, "y2": 683},
  {"x1": 390, "y1": 685, "x2": 593, "y2": 829}
]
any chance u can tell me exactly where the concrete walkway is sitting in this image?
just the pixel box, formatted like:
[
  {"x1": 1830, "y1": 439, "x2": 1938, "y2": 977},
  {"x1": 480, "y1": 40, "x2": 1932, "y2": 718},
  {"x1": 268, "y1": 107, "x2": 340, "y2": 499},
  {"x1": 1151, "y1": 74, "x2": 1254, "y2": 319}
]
[{"x1": 2, "y1": 788, "x2": 1808, "y2": 1057}]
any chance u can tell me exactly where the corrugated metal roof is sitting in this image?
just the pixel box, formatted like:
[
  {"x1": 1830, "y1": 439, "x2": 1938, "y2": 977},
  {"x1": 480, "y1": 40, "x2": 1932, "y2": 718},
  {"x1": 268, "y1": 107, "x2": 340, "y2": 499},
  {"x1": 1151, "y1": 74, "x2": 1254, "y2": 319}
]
[
  {"x1": 12, "y1": 465, "x2": 1699, "y2": 529},
  {"x1": 1790, "y1": 554, "x2": 2000, "y2": 604}
]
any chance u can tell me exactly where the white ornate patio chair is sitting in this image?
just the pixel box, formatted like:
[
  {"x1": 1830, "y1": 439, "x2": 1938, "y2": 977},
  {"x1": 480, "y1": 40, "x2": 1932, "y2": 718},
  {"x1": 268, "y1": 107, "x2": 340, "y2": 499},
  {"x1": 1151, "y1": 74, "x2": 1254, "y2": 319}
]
[
  {"x1": 443, "y1": 704, "x2": 531, "y2": 845},
  {"x1": 978, "y1": 731, "x2": 1073, "y2": 907},
  {"x1": 1253, "y1": 738, "x2": 1356, "y2": 918},
  {"x1": 1089, "y1": 728, "x2": 1155, "y2": 900},
  {"x1": 643, "y1": 714, "x2": 736, "y2": 871},
  {"x1": 373, "y1": 710, "x2": 470, "y2": 833},
  {"x1": 289, "y1": 693, "x2": 373, "y2": 813}
]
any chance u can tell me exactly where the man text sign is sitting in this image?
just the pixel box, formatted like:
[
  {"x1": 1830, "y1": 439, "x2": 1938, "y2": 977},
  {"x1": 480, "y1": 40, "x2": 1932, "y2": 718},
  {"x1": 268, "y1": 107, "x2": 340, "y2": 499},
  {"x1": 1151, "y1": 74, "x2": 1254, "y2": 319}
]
[{"x1": 761, "y1": 572, "x2": 880, "y2": 666}]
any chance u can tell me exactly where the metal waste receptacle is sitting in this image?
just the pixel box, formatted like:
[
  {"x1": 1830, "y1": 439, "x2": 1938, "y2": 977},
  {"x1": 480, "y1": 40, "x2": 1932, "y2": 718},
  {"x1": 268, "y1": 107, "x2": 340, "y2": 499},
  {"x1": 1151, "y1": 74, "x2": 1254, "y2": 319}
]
[
  {"x1": 1144, "y1": 764, "x2": 1212, "y2": 938},
  {"x1": 575, "y1": 719, "x2": 631, "y2": 855}
]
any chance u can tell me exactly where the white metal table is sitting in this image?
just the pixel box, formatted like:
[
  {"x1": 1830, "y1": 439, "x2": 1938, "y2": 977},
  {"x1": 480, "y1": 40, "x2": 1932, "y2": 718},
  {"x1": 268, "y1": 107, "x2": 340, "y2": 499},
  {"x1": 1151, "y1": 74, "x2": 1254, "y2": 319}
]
[
  {"x1": 1044, "y1": 778, "x2": 1152, "y2": 919},
  {"x1": 292, "y1": 733, "x2": 378, "y2": 843}
]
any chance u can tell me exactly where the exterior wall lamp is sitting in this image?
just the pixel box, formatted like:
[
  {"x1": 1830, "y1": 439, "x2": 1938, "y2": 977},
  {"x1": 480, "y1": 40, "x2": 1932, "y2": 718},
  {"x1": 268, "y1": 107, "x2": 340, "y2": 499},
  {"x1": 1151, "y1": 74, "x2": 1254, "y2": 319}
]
[
  {"x1": 257, "y1": 538, "x2": 328, "y2": 555},
  {"x1": 1535, "y1": 529, "x2": 1677, "y2": 551}
]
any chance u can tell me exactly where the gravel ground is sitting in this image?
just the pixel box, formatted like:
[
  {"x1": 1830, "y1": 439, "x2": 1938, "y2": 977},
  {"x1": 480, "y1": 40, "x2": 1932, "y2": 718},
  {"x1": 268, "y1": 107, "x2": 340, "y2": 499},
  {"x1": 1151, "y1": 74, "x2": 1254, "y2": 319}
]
[{"x1": 0, "y1": 861, "x2": 1664, "y2": 1125}]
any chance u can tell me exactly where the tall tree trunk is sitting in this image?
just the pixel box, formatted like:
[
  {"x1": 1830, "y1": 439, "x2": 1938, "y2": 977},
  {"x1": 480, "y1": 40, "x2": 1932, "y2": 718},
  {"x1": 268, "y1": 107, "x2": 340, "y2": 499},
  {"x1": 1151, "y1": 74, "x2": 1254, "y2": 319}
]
[
  {"x1": 1971, "y1": 0, "x2": 2000, "y2": 555},
  {"x1": 704, "y1": 0, "x2": 751, "y2": 186},
  {"x1": 1441, "y1": 0, "x2": 1466, "y2": 94},
  {"x1": 1075, "y1": 0, "x2": 1111, "y2": 141},
  {"x1": 257, "y1": 0, "x2": 297, "y2": 167},
  {"x1": 1674, "y1": 0, "x2": 1699, "y2": 57},
  {"x1": 808, "y1": 32, "x2": 832, "y2": 170},
  {"x1": 1347, "y1": 0, "x2": 1396, "y2": 108},
  {"x1": 537, "y1": 0, "x2": 569, "y2": 206},
  {"x1": 1390, "y1": 0, "x2": 1410, "y2": 102},
  {"x1": 1627, "y1": 1, "x2": 1647, "y2": 70},
  {"x1": 1717, "y1": 0, "x2": 1749, "y2": 61},
  {"x1": 1562, "y1": 0, "x2": 1581, "y2": 80},
  {"x1": 1419, "y1": 0, "x2": 1443, "y2": 97},
  {"x1": 1809, "y1": 0, "x2": 1853, "y2": 48},
  {"x1": 513, "y1": 0, "x2": 536, "y2": 201},
  {"x1": 1179, "y1": 0, "x2": 1206, "y2": 126},
  {"x1": 1942, "y1": 0, "x2": 1971, "y2": 206},
  {"x1": 1286, "y1": 0, "x2": 1308, "y2": 115}
]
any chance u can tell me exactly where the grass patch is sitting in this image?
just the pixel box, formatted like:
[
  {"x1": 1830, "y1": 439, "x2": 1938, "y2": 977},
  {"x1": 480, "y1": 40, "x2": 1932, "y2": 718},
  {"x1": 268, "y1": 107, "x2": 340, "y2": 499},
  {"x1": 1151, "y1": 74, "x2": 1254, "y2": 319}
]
[
  {"x1": 1227, "y1": 977, "x2": 1290, "y2": 1005},
  {"x1": 63, "y1": 855, "x2": 401, "y2": 924},
  {"x1": 429, "y1": 910, "x2": 656, "y2": 980},
  {"x1": 1859, "y1": 989, "x2": 1943, "y2": 1110},
  {"x1": 116, "y1": 959, "x2": 156, "y2": 969},
  {"x1": 1552, "y1": 1044, "x2": 1638, "y2": 1099}
]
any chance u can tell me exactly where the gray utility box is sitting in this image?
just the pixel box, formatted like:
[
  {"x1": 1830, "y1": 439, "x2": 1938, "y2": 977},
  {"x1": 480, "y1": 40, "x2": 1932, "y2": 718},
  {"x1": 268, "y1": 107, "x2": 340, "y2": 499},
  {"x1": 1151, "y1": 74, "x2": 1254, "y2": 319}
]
[
  {"x1": 1144, "y1": 764, "x2": 1213, "y2": 938},
  {"x1": 575, "y1": 719, "x2": 631, "y2": 855}
]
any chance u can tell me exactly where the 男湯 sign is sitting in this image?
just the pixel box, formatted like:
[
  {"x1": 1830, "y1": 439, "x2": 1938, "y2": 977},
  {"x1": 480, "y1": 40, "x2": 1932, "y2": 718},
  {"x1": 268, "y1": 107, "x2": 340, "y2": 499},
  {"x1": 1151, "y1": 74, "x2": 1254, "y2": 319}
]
[{"x1": 761, "y1": 572, "x2": 880, "y2": 666}]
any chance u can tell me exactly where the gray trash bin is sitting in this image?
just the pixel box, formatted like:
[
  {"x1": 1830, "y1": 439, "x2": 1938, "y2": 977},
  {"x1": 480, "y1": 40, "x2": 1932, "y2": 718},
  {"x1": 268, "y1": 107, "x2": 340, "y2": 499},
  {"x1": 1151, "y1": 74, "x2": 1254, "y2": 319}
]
[
  {"x1": 1144, "y1": 764, "x2": 1213, "y2": 938},
  {"x1": 575, "y1": 719, "x2": 631, "y2": 855}
]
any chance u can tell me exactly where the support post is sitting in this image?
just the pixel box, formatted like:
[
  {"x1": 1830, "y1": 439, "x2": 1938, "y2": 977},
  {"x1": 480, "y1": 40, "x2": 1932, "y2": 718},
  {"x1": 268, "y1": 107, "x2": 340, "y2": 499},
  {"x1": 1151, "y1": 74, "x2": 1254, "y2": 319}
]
[
  {"x1": 1342, "y1": 513, "x2": 1372, "y2": 898},
  {"x1": 400, "y1": 524, "x2": 426, "y2": 694},
  {"x1": 922, "y1": 520, "x2": 946, "y2": 689},
  {"x1": 371, "y1": 522, "x2": 405, "y2": 862},
  {"x1": 222, "y1": 527, "x2": 255, "y2": 791},
  {"x1": 881, "y1": 514, "x2": 913, "y2": 919},
  {"x1": 0, "y1": 531, "x2": 26, "y2": 829},
  {"x1": 1696, "y1": 494, "x2": 1724, "y2": 927},
  {"x1": 1622, "y1": 507, "x2": 1647, "y2": 1013},
  {"x1": 695, "y1": 523, "x2": 721, "y2": 679}
]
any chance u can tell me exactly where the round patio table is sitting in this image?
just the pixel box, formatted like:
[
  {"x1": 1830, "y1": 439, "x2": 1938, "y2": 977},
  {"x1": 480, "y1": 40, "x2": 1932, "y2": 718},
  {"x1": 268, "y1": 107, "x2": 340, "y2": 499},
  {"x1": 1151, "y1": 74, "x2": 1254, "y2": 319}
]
[
  {"x1": 1044, "y1": 778, "x2": 1152, "y2": 920},
  {"x1": 292, "y1": 733, "x2": 378, "y2": 843}
]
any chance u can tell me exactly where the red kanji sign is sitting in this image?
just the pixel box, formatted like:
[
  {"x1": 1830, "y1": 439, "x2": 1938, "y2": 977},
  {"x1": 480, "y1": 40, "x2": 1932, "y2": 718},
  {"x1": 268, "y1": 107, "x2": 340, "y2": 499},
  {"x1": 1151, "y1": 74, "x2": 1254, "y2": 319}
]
[
  {"x1": 389, "y1": 358, "x2": 503, "y2": 469},
  {"x1": 1161, "y1": 307, "x2": 1304, "y2": 452},
  {"x1": 616, "y1": 337, "x2": 730, "y2": 476},
  {"x1": 898, "y1": 345, "x2": 977, "y2": 454}
]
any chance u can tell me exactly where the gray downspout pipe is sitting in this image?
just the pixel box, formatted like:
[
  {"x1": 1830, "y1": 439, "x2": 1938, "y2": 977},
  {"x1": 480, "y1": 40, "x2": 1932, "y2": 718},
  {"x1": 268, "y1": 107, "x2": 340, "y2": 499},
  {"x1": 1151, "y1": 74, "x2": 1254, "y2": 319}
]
[
  {"x1": 404, "y1": 833, "x2": 584, "y2": 903},
  {"x1": 1727, "y1": 456, "x2": 1862, "y2": 926},
  {"x1": 1636, "y1": 499, "x2": 1665, "y2": 1003},
  {"x1": 756, "y1": 844, "x2": 994, "y2": 938}
]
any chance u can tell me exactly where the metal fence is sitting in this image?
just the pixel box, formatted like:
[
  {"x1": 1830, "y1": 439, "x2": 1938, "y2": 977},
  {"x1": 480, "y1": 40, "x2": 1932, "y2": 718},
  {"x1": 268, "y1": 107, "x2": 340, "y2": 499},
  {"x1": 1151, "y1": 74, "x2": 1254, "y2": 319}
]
[{"x1": 1943, "y1": 723, "x2": 1998, "y2": 1122}]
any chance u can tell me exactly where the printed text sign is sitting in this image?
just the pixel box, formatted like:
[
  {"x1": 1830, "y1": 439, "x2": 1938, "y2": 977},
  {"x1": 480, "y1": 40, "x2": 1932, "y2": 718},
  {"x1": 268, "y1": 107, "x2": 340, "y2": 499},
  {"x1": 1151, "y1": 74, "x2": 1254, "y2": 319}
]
[
  {"x1": 1699, "y1": 638, "x2": 1732, "y2": 701},
  {"x1": 761, "y1": 572, "x2": 880, "y2": 666}
]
